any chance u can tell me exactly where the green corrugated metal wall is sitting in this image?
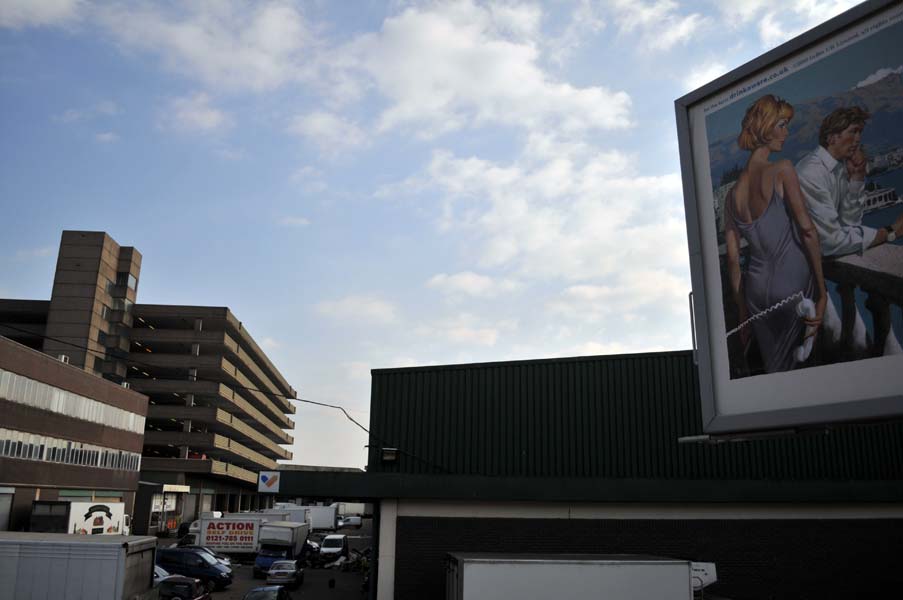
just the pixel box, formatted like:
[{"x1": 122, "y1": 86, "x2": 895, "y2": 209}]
[{"x1": 367, "y1": 350, "x2": 903, "y2": 480}]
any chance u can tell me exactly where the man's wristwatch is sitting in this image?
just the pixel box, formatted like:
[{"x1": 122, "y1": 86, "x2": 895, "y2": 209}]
[{"x1": 886, "y1": 225, "x2": 897, "y2": 243}]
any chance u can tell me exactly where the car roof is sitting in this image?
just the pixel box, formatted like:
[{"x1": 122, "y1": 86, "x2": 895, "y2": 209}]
[
  {"x1": 160, "y1": 575, "x2": 198, "y2": 584},
  {"x1": 324, "y1": 534, "x2": 346, "y2": 540},
  {"x1": 249, "y1": 586, "x2": 283, "y2": 591}
]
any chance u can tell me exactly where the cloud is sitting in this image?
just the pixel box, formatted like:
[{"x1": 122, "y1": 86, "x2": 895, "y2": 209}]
[
  {"x1": 53, "y1": 100, "x2": 120, "y2": 123},
  {"x1": 427, "y1": 271, "x2": 519, "y2": 297},
  {"x1": 94, "y1": 131, "x2": 119, "y2": 143},
  {"x1": 418, "y1": 148, "x2": 689, "y2": 281},
  {"x1": 0, "y1": 0, "x2": 81, "y2": 28},
  {"x1": 260, "y1": 337, "x2": 281, "y2": 350},
  {"x1": 717, "y1": 0, "x2": 860, "y2": 48},
  {"x1": 333, "y1": 1, "x2": 631, "y2": 138},
  {"x1": 683, "y1": 61, "x2": 728, "y2": 93},
  {"x1": 215, "y1": 147, "x2": 244, "y2": 160},
  {"x1": 610, "y1": 0, "x2": 708, "y2": 51},
  {"x1": 278, "y1": 216, "x2": 311, "y2": 227},
  {"x1": 160, "y1": 92, "x2": 230, "y2": 133},
  {"x1": 288, "y1": 111, "x2": 368, "y2": 155},
  {"x1": 95, "y1": 2, "x2": 313, "y2": 92},
  {"x1": 316, "y1": 294, "x2": 397, "y2": 324},
  {"x1": 855, "y1": 65, "x2": 903, "y2": 89},
  {"x1": 290, "y1": 165, "x2": 328, "y2": 193},
  {"x1": 545, "y1": 0, "x2": 606, "y2": 66},
  {"x1": 345, "y1": 361, "x2": 372, "y2": 381},
  {"x1": 416, "y1": 313, "x2": 516, "y2": 347},
  {"x1": 548, "y1": 269, "x2": 689, "y2": 324},
  {"x1": 13, "y1": 246, "x2": 55, "y2": 260}
]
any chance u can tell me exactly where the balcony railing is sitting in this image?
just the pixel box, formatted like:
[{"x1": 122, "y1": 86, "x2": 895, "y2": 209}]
[{"x1": 822, "y1": 244, "x2": 903, "y2": 357}]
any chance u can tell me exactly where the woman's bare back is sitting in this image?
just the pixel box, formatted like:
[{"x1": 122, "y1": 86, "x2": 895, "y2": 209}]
[{"x1": 731, "y1": 161, "x2": 788, "y2": 224}]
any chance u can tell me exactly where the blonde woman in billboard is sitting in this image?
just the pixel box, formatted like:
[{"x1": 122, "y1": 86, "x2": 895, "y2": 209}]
[{"x1": 724, "y1": 94, "x2": 827, "y2": 373}]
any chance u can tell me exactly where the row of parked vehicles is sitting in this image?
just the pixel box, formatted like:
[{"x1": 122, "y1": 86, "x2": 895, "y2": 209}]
[{"x1": 152, "y1": 506, "x2": 358, "y2": 599}]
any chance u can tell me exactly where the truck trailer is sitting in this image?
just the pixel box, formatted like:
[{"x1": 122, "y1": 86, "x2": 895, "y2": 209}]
[
  {"x1": 253, "y1": 521, "x2": 310, "y2": 578},
  {"x1": 195, "y1": 512, "x2": 287, "y2": 553},
  {"x1": 302, "y1": 505, "x2": 338, "y2": 530},
  {"x1": 263, "y1": 506, "x2": 310, "y2": 527},
  {"x1": 0, "y1": 532, "x2": 157, "y2": 600},
  {"x1": 445, "y1": 554, "x2": 716, "y2": 600}
]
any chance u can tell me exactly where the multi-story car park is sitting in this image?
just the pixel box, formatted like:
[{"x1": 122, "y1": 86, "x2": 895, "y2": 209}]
[{"x1": 0, "y1": 231, "x2": 296, "y2": 533}]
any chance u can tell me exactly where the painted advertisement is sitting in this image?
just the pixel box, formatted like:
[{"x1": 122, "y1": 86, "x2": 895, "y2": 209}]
[
  {"x1": 705, "y1": 10, "x2": 903, "y2": 380},
  {"x1": 678, "y1": 1, "x2": 903, "y2": 432},
  {"x1": 200, "y1": 519, "x2": 260, "y2": 553},
  {"x1": 68, "y1": 502, "x2": 126, "y2": 535}
]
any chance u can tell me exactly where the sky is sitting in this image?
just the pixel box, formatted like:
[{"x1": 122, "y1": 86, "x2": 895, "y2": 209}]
[{"x1": 0, "y1": 0, "x2": 865, "y2": 469}]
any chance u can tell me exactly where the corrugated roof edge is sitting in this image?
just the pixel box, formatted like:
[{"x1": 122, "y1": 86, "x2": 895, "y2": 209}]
[{"x1": 370, "y1": 349, "x2": 693, "y2": 374}]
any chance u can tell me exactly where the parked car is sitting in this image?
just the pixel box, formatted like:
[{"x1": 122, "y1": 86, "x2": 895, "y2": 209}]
[
  {"x1": 157, "y1": 547, "x2": 233, "y2": 591},
  {"x1": 176, "y1": 544, "x2": 232, "y2": 568},
  {"x1": 302, "y1": 539, "x2": 319, "y2": 558},
  {"x1": 266, "y1": 560, "x2": 304, "y2": 589},
  {"x1": 339, "y1": 516, "x2": 362, "y2": 528},
  {"x1": 157, "y1": 575, "x2": 212, "y2": 600},
  {"x1": 154, "y1": 565, "x2": 172, "y2": 587},
  {"x1": 242, "y1": 586, "x2": 295, "y2": 600},
  {"x1": 319, "y1": 534, "x2": 349, "y2": 561}
]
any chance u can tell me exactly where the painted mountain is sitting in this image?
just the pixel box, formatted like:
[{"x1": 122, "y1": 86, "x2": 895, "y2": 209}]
[{"x1": 707, "y1": 72, "x2": 903, "y2": 187}]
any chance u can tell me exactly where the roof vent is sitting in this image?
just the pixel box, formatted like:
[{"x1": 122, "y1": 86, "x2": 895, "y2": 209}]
[
  {"x1": 57, "y1": 354, "x2": 70, "y2": 364},
  {"x1": 121, "y1": 381, "x2": 131, "y2": 389}
]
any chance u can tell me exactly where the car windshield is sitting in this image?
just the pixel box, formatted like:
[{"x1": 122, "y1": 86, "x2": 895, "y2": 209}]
[
  {"x1": 259, "y1": 547, "x2": 287, "y2": 557},
  {"x1": 197, "y1": 552, "x2": 218, "y2": 565},
  {"x1": 270, "y1": 561, "x2": 295, "y2": 570},
  {"x1": 155, "y1": 566, "x2": 169, "y2": 577},
  {"x1": 322, "y1": 538, "x2": 343, "y2": 548}
]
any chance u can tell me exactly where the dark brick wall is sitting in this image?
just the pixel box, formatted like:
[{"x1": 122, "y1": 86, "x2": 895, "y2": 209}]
[{"x1": 395, "y1": 516, "x2": 903, "y2": 600}]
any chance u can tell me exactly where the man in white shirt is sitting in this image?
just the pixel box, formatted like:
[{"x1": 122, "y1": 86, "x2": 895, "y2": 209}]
[{"x1": 796, "y1": 106, "x2": 903, "y2": 355}]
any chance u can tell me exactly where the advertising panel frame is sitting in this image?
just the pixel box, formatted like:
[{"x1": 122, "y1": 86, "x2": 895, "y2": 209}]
[{"x1": 675, "y1": 0, "x2": 903, "y2": 434}]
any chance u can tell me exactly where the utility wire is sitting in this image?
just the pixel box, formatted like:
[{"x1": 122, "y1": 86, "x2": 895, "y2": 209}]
[{"x1": 0, "y1": 323, "x2": 450, "y2": 473}]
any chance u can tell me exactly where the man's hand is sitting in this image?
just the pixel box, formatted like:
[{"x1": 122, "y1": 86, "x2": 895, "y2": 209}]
[{"x1": 846, "y1": 147, "x2": 867, "y2": 181}]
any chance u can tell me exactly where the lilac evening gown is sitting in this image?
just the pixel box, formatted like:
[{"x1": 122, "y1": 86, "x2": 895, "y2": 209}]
[{"x1": 727, "y1": 174, "x2": 815, "y2": 373}]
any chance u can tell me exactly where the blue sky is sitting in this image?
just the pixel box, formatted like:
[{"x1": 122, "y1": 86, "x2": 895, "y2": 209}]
[{"x1": 0, "y1": 0, "x2": 865, "y2": 468}]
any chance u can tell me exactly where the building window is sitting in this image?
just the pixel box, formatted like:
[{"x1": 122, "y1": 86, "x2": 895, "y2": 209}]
[
  {"x1": 0, "y1": 429, "x2": 140, "y2": 472},
  {"x1": 116, "y1": 272, "x2": 138, "y2": 291},
  {"x1": 0, "y1": 367, "x2": 145, "y2": 434},
  {"x1": 97, "y1": 329, "x2": 108, "y2": 346}
]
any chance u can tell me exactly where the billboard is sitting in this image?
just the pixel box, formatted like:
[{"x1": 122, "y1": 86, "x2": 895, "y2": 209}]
[
  {"x1": 68, "y1": 502, "x2": 126, "y2": 535},
  {"x1": 676, "y1": 0, "x2": 903, "y2": 434}
]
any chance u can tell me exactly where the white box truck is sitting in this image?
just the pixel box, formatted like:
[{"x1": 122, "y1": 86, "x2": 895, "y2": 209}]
[
  {"x1": 445, "y1": 554, "x2": 716, "y2": 600},
  {"x1": 29, "y1": 500, "x2": 130, "y2": 535},
  {"x1": 253, "y1": 521, "x2": 310, "y2": 578},
  {"x1": 0, "y1": 532, "x2": 157, "y2": 600},
  {"x1": 337, "y1": 502, "x2": 365, "y2": 517},
  {"x1": 263, "y1": 506, "x2": 310, "y2": 527},
  {"x1": 302, "y1": 505, "x2": 338, "y2": 531},
  {"x1": 196, "y1": 512, "x2": 289, "y2": 553}
]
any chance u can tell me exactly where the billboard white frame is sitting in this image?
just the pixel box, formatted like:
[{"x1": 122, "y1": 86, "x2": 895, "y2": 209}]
[{"x1": 675, "y1": 0, "x2": 903, "y2": 434}]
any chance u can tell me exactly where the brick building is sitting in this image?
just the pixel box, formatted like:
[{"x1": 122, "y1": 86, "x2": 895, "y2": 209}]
[{"x1": 0, "y1": 336, "x2": 147, "y2": 530}]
